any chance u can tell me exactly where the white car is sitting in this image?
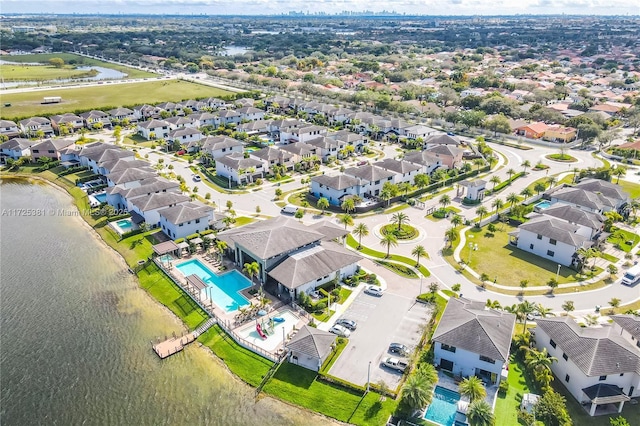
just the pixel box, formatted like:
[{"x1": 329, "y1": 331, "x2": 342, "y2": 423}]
[
  {"x1": 364, "y1": 285, "x2": 384, "y2": 297},
  {"x1": 329, "y1": 324, "x2": 351, "y2": 338},
  {"x1": 192, "y1": 174, "x2": 202, "y2": 182}
]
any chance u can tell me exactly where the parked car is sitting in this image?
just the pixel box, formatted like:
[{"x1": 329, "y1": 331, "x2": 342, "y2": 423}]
[
  {"x1": 447, "y1": 131, "x2": 456, "y2": 136},
  {"x1": 281, "y1": 204, "x2": 299, "y2": 215},
  {"x1": 192, "y1": 174, "x2": 202, "y2": 182},
  {"x1": 388, "y1": 343, "x2": 409, "y2": 355},
  {"x1": 329, "y1": 324, "x2": 351, "y2": 338},
  {"x1": 380, "y1": 356, "x2": 409, "y2": 372},
  {"x1": 364, "y1": 285, "x2": 384, "y2": 297},
  {"x1": 335, "y1": 318, "x2": 357, "y2": 330}
]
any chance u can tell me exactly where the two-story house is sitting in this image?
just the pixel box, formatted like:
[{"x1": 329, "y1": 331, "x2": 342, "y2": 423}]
[
  {"x1": 30, "y1": 138, "x2": 74, "y2": 161},
  {"x1": 0, "y1": 120, "x2": 20, "y2": 139},
  {"x1": 49, "y1": 113, "x2": 85, "y2": 134},
  {"x1": 158, "y1": 201, "x2": 216, "y2": 239},
  {"x1": 80, "y1": 110, "x2": 112, "y2": 129},
  {"x1": 19, "y1": 117, "x2": 54, "y2": 138},
  {"x1": 310, "y1": 174, "x2": 362, "y2": 206},
  {"x1": 201, "y1": 136, "x2": 243, "y2": 159},
  {"x1": 214, "y1": 152, "x2": 263, "y2": 185},
  {"x1": 373, "y1": 158, "x2": 422, "y2": 185},
  {"x1": 249, "y1": 146, "x2": 296, "y2": 173},
  {"x1": 137, "y1": 119, "x2": 170, "y2": 140}
]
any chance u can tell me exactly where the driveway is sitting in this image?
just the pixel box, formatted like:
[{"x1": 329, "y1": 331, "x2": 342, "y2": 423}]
[{"x1": 328, "y1": 289, "x2": 432, "y2": 390}]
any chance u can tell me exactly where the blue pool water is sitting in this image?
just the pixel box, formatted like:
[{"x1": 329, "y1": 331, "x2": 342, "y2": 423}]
[
  {"x1": 535, "y1": 200, "x2": 551, "y2": 210},
  {"x1": 94, "y1": 193, "x2": 107, "y2": 203},
  {"x1": 175, "y1": 259, "x2": 250, "y2": 312},
  {"x1": 116, "y1": 219, "x2": 133, "y2": 230},
  {"x1": 424, "y1": 386, "x2": 460, "y2": 426}
]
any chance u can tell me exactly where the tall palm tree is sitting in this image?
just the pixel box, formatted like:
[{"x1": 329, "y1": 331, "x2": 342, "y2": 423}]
[
  {"x1": 534, "y1": 182, "x2": 547, "y2": 195},
  {"x1": 562, "y1": 300, "x2": 575, "y2": 315},
  {"x1": 525, "y1": 347, "x2": 558, "y2": 375},
  {"x1": 536, "y1": 304, "x2": 555, "y2": 318},
  {"x1": 353, "y1": 223, "x2": 369, "y2": 248},
  {"x1": 473, "y1": 158, "x2": 484, "y2": 172},
  {"x1": 400, "y1": 370, "x2": 433, "y2": 413},
  {"x1": 398, "y1": 182, "x2": 413, "y2": 198},
  {"x1": 520, "y1": 187, "x2": 533, "y2": 200},
  {"x1": 451, "y1": 214, "x2": 463, "y2": 227},
  {"x1": 391, "y1": 212, "x2": 410, "y2": 231},
  {"x1": 518, "y1": 300, "x2": 537, "y2": 330},
  {"x1": 506, "y1": 192, "x2": 519, "y2": 207},
  {"x1": 466, "y1": 400, "x2": 495, "y2": 426},
  {"x1": 613, "y1": 166, "x2": 627, "y2": 184},
  {"x1": 243, "y1": 261, "x2": 260, "y2": 287},
  {"x1": 521, "y1": 160, "x2": 531, "y2": 174},
  {"x1": 380, "y1": 233, "x2": 398, "y2": 258},
  {"x1": 445, "y1": 227, "x2": 458, "y2": 248},
  {"x1": 439, "y1": 194, "x2": 451, "y2": 211},
  {"x1": 341, "y1": 197, "x2": 355, "y2": 214},
  {"x1": 412, "y1": 245, "x2": 428, "y2": 267},
  {"x1": 476, "y1": 206, "x2": 488, "y2": 222},
  {"x1": 506, "y1": 168, "x2": 516, "y2": 181},
  {"x1": 338, "y1": 213, "x2": 354, "y2": 230},
  {"x1": 490, "y1": 175, "x2": 501, "y2": 191},
  {"x1": 491, "y1": 198, "x2": 504, "y2": 215},
  {"x1": 458, "y1": 376, "x2": 487, "y2": 402},
  {"x1": 317, "y1": 197, "x2": 329, "y2": 214}
]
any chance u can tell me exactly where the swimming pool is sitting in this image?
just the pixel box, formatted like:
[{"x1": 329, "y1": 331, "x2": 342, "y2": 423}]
[
  {"x1": 93, "y1": 192, "x2": 107, "y2": 203},
  {"x1": 175, "y1": 259, "x2": 250, "y2": 312},
  {"x1": 535, "y1": 200, "x2": 552, "y2": 210},
  {"x1": 424, "y1": 386, "x2": 460, "y2": 426},
  {"x1": 116, "y1": 219, "x2": 133, "y2": 230}
]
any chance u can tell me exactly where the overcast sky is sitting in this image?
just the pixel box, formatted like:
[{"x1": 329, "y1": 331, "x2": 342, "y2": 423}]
[{"x1": 2, "y1": 0, "x2": 639, "y2": 16}]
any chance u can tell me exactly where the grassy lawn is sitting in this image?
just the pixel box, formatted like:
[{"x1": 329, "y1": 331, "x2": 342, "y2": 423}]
[
  {"x1": 137, "y1": 262, "x2": 209, "y2": 330},
  {"x1": 607, "y1": 228, "x2": 640, "y2": 252},
  {"x1": 617, "y1": 180, "x2": 640, "y2": 199},
  {"x1": 1, "y1": 53, "x2": 156, "y2": 79},
  {"x1": 339, "y1": 287, "x2": 353, "y2": 302},
  {"x1": 233, "y1": 216, "x2": 257, "y2": 227},
  {"x1": 546, "y1": 153, "x2": 578, "y2": 162},
  {"x1": 1, "y1": 80, "x2": 235, "y2": 120},
  {"x1": 1, "y1": 64, "x2": 100, "y2": 81},
  {"x1": 599, "y1": 252, "x2": 619, "y2": 263},
  {"x1": 312, "y1": 310, "x2": 336, "y2": 322},
  {"x1": 321, "y1": 338, "x2": 348, "y2": 374},
  {"x1": 465, "y1": 225, "x2": 597, "y2": 286},
  {"x1": 263, "y1": 363, "x2": 396, "y2": 426},
  {"x1": 495, "y1": 358, "x2": 539, "y2": 426},
  {"x1": 375, "y1": 260, "x2": 419, "y2": 278},
  {"x1": 198, "y1": 324, "x2": 274, "y2": 387},
  {"x1": 346, "y1": 234, "x2": 430, "y2": 277}
]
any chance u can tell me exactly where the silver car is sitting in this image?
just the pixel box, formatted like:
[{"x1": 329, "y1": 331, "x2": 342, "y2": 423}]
[{"x1": 329, "y1": 324, "x2": 351, "y2": 337}]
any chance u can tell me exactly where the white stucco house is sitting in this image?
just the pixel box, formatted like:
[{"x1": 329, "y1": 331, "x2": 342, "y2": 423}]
[
  {"x1": 373, "y1": 158, "x2": 422, "y2": 185},
  {"x1": 158, "y1": 201, "x2": 216, "y2": 239},
  {"x1": 0, "y1": 119, "x2": 20, "y2": 139},
  {"x1": 127, "y1": 192, "x2": 191, "y2": 228},
  {"x1": 310, "y1": 174, "x2": 362, "y2": 206},
  {"x1": 137, "y1": 119, "x2": 171, "y2": 140},
  {"x1": 201, "y1": 136, "x2": 243, "y2": 159},
  {"x1": 214, "y1": 152, "x2": 264, "y2": 185},
  {"x1": 535, "y1": 315, "x2": 640, "y2": 416},
  {"x1": 0, "y1": 138, "x2": 36, "y2": 163},
  {"x1": 432, "y1": 297, "x2": 516, "y2": 384}
]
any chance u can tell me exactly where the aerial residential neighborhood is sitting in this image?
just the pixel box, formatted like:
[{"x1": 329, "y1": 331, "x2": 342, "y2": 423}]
[{"x1": 1, "y1": 10, "x2": 639, "y2": 426}]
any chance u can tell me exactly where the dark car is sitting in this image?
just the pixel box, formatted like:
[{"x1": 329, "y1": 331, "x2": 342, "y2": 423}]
[
  {"x1": 389, "y1": 343, "x2": 409, "y2": 355},
  {"x1": 335, "y1": 318, "x2": 357, "y2": 330}
]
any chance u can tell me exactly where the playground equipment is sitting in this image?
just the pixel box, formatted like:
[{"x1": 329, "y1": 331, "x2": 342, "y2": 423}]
[
  {"x1": 273, "y1": 317, "x2": 285, "y2": 323},
  {"x1": 256, "y1": 323, "x2": 267, "y2": 339}
]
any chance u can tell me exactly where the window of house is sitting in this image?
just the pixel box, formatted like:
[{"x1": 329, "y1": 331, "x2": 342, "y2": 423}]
[
  {"x1": 599, "y1": 375, "x2": 607, "y2": 381},
  {"x1": 195, "y1": 219, "x2": 200, "y2": 224},
  {"x1": 530, "y1": 244, "x2": 534, "y2": 250},
  {"x1": 620, "y1": 373, "x2": 624, "y2": 377},
  {"x1": 479, "y1": 355, "x2": 495, "y2": 364},
  {"x1": 179, "y1": 223, "x2": 183, "y2": 227},
  {"x1": 547, "y1": 250, "x2": 555, "y2": 257},
  {"x1": 441, "y1": 344, "x2": 456, "y2": 353},
  {"x1": 550, "y1": 339, "x2": 556, "y2": 348},
  {"x1": 565, "y1": 374, "x2": 570, "y2": 383},
  {"x1": 537, "y1": 234, "x2": 542, "y2": 240},
  {"x1": 563, "y1": 353, "x2": 568, "y2": 361},
  {"x1": 550, "y1": 239, "x2": 557, "y2": 245}
]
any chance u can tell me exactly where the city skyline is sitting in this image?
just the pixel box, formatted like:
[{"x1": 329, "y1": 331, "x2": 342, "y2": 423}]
[{"x1": 2, "y1": 0, "x2": 639, "y2": 16}]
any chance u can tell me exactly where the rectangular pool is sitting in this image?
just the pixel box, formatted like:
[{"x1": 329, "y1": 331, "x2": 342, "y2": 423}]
[
  {"x1": 175, "y1": 259, "x2": 250, "y2": 313},
  {"x1": 424, "y1": 386, "x2": 460, "y2": 426},
  {"x1": 116, "y1": 219, "x2": 133, "y2": 230},
  {"x1": 535, "y1": 200, "x2": 551, "y2": 210},
  {"x1": 94, "y1": 193, "x2": 107, "y2": 203}
]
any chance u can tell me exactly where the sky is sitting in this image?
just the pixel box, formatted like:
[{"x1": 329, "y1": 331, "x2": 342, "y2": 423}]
[{"x1": 1, "y1": 0, "x2": 639, "y2": 16}]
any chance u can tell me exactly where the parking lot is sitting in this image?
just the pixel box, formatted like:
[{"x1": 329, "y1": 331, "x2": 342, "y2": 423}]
[{"x1": 328, "y1": 290, "x2": 433, "y2": 390}]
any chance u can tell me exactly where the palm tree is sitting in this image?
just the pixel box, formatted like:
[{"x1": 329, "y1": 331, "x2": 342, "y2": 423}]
[
  {"x1": 518, "y1": 300, "x2": 537, "y2": 330},
  {"x1": 439, "y1": 194, "x2": 451, "y2": 212},
  {"x1": 506, "y1": 168, "x2": 516, "y2": 181},
  {"x1": 398, "y1": 182, "x2": 413, "y2": 198},
  {"x1": 547, "y1": 176, "x2": 557, "y2": 188},
  {"x1": 534, "y1": 182, "x2": 547, "y2": 195},
  {"x1": 490, "y1": 175, "x2": 501, "y2": 191},
  {"x1": 491, "y1": 198, "x2": 504, "y2": 215},
  {"x1": 520, "y1": 187, "x2": 533, "y2": 200},
  {"x1": 341, "y1": 197, "x2": 355, "y2": 214},
  {"x1": 445, "y1": 227, "x2": 458, "y2": 248},
  {"x1": 519, "y1": 280, "x2": 528, "y2": 295},
  {"x1": 537, "y1": 304, "x2": 555, "y2": 318},
  {"x1": 391, "y1": 212, "x2": 410, "y2": 231},
  {"x1": 506, "y1": 192, "x2": 519, "y2": 207},
  {"x1": 473, "y1": 158, "x2": 484, "y2": 172},
  {"x1": 379, "y1": 187, "x2": 393, "y2": 207},
  {"x1": 476, "y1": 206, "x2": 488, "y2": 222},
  {"x1": 521, "y1": 160, "x2": 531, "y2": 174},
  {"x1": 577, "y1": 247, "x2": 599, "y2": 272},
  {"x1": 451, "y1": 215, "x2": 463, "y2": 227},
  {"x1": 400, "y1": 369, "x2": 433, "y2": 412},
  {"x1": 380, "y1": 233, "x2": 398, "y2": 258},
  {"x1": 613, "y1": 166, "x2": 627, "y2": 184},
  {"x1": 317, "y1": 197, "x2": 330, "y2": 214},
  {"x1": 525, "y1": 347, "x2": 558, "y2": 375},
  {"x1": 353, "y1": 223, "x2": 369, "y2": 248},
  {"x1": 458, "y1": 376, "x2": 487, "y2": 402},
  {"x1": 412, "y1": 245, "x2": 428, "y2": 267},
  {"x1": 243, "y1": 261, "x2": 260, "y2": 287},
  {"x1": 338, "y1": 213, "x2": 354, "y2": 230},
  {"x1": 466, "y1": 400, "x2": 495, "y2": 426}
]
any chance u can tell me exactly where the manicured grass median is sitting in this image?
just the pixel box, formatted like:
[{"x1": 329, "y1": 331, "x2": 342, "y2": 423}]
[
  {"x1": 1, "y1": 80, "x2": 236, "y2": 120},
  {"x1": 346, "y1": 234, "x2": 430, "y2": 277},
  {"x1": 263, "y1": 363, "x2": 396, "y2": 426}
]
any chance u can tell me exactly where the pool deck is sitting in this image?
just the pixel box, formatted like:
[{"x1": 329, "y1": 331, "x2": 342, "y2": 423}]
[{"x1": 154, "y1": 251, "x2": 311, "y2": 359}]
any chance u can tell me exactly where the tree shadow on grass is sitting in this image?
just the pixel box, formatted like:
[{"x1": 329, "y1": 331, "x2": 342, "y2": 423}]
[
  {"x1": 271, "y1": 362, "x2": 316, "y2": 389},
  {"x1": 363, "y1": 400, "x2": 383, "y2": 420}
]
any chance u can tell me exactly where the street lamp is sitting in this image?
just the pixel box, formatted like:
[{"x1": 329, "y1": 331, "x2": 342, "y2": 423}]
[
  {"x1": 367, "y1": 361, "x2": 372, "y2": 393},
  {"x1": 556, "y1": 264, "x2": 561, "y2": 281},
  {"x1": 468, "y1": 242, "x2": 478, "y2": 265}
]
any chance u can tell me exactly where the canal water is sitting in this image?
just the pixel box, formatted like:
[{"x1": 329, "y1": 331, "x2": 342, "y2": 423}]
[{"x1": 0, "y1": 180, "x2": 333, "y2": 426}]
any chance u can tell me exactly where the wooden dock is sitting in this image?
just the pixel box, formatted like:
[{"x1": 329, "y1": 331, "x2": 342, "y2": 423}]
[{"x1": 152, "y1": 318, "x2": 216, "y2": 359}]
